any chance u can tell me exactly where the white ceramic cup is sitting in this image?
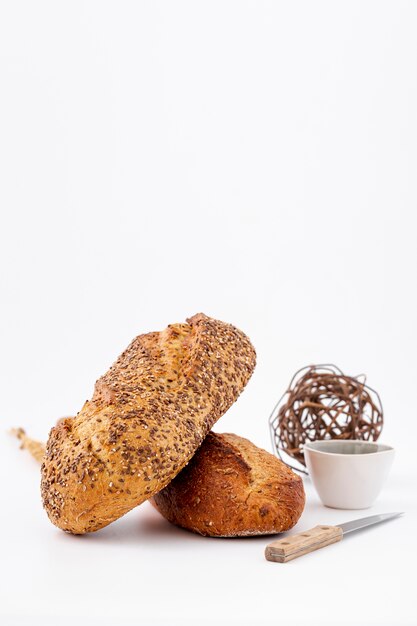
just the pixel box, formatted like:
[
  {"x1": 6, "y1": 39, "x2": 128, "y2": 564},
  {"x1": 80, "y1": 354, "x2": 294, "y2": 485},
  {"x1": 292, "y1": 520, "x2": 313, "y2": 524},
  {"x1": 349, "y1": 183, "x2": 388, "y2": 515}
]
[{"x1": 304, "y1": 440, "x2": 395, "y2": 509}]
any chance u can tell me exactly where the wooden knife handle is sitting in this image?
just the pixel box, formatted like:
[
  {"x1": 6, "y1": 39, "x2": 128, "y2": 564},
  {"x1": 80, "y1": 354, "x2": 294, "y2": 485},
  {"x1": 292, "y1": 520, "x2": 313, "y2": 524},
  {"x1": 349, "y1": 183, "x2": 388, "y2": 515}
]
[{"x1": 265, "y1": 525, "x2": 343, "y2": 563}]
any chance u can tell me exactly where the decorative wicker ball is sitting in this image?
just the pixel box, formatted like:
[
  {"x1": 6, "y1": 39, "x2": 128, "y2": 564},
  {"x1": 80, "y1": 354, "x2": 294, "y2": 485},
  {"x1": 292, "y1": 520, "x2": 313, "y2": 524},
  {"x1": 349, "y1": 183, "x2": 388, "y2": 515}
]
[{"x1": 269, "y1": 364, "x2": 384, "y2": 473}]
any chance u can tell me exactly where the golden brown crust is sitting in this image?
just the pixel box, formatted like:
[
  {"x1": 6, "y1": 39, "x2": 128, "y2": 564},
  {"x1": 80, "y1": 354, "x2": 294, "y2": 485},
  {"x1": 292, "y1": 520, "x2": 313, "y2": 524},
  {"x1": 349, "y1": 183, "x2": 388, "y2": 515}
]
[
  {"x1": 152, "y1": 432, "x2": 305, "y2": 537},
  {"x1": 41, "y1": 314, "x2": 256, "y2": 534}
]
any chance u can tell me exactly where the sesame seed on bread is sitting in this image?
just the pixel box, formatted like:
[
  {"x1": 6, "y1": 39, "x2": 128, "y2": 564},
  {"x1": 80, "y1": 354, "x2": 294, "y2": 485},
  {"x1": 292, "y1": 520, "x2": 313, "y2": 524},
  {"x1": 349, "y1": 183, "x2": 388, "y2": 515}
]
[{"x1": 41, "y1": 313, "x2": 256, "y2": 534}]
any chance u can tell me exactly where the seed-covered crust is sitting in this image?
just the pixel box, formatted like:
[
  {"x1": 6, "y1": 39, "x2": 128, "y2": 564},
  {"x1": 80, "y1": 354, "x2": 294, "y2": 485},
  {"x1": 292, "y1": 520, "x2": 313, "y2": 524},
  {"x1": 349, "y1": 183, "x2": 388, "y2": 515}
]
[
  {"x1": 152, "y1": 432, "x2": 305, "y2": 537},
  {"x1": 41, "y1": 314, "x2": 256, "y2": 534}
]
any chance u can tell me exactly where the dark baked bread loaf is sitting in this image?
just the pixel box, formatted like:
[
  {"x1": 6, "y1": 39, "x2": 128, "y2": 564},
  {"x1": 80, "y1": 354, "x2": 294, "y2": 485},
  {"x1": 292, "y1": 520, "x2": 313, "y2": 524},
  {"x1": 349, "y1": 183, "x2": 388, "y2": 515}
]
[
  {"x1": 41, "y1": 314, "x2": 256, "y2": 534},
  {"x1": 152, "y1": 432, "x2": 305, "y2": 537}
]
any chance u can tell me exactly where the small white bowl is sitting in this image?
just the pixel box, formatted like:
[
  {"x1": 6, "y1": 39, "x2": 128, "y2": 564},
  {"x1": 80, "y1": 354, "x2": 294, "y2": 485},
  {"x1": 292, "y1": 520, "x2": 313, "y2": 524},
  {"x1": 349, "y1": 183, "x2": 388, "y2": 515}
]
[{"x1": 304, "y1": 440, "x2": 395, "y2": 509}]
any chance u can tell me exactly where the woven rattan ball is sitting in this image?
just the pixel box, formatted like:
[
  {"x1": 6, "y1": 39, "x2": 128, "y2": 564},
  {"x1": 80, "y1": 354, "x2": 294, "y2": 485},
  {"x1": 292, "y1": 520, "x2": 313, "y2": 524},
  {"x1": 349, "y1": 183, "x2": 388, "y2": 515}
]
[{"x1": 269, "y1": 364, "x2": 383, "y2": 473}]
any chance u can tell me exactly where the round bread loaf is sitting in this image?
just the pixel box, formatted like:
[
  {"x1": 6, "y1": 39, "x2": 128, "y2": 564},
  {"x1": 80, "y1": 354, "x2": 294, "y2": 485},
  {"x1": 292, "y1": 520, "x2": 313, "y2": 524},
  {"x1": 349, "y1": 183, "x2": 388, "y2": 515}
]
[
  {"x1": 152, "y1": 432, "x2": 305, "y2": 536},
  {"x1": 41, "y1": 314, "x2": 256, "y2": 534}
]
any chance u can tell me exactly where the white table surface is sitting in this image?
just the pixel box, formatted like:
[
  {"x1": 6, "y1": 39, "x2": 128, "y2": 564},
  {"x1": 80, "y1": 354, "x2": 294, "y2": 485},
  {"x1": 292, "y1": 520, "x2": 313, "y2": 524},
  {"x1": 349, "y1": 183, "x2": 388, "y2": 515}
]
[{"x1": 2, "y1": 432, "x2": 416, "y2": 626}]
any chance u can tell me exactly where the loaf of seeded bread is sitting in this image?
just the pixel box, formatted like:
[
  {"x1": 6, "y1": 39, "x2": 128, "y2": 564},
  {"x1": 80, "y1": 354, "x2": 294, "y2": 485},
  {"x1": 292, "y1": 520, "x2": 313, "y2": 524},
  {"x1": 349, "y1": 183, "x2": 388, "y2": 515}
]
[
  {"x1": 41, "y1": 314, "x2": 256, "y2": 534},
  {"x1": 152, "y1": 432, "x2": 305, "y2": 536}
]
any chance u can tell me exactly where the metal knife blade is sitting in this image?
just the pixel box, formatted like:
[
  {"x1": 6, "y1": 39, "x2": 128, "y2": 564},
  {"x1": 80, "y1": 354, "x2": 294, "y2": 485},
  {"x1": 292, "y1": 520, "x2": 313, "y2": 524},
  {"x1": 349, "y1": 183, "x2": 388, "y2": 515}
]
[{"x1": 338, "y1": 512, "x2": 404, "y2": 535}]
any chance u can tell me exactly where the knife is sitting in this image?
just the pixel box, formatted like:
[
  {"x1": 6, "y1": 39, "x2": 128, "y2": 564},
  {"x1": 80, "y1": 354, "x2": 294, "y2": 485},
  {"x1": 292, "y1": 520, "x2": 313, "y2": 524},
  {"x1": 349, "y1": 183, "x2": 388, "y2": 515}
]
[{"x1": 265, "y1": 512, "x2": 403, "y2": 563}]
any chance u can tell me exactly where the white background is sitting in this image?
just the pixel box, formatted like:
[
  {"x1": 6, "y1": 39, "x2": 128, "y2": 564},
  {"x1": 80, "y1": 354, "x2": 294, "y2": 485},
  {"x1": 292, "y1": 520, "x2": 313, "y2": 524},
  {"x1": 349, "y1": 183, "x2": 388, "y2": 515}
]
[{"x1": 1, "y1": 1, "x2": 416, "y2": 625}]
